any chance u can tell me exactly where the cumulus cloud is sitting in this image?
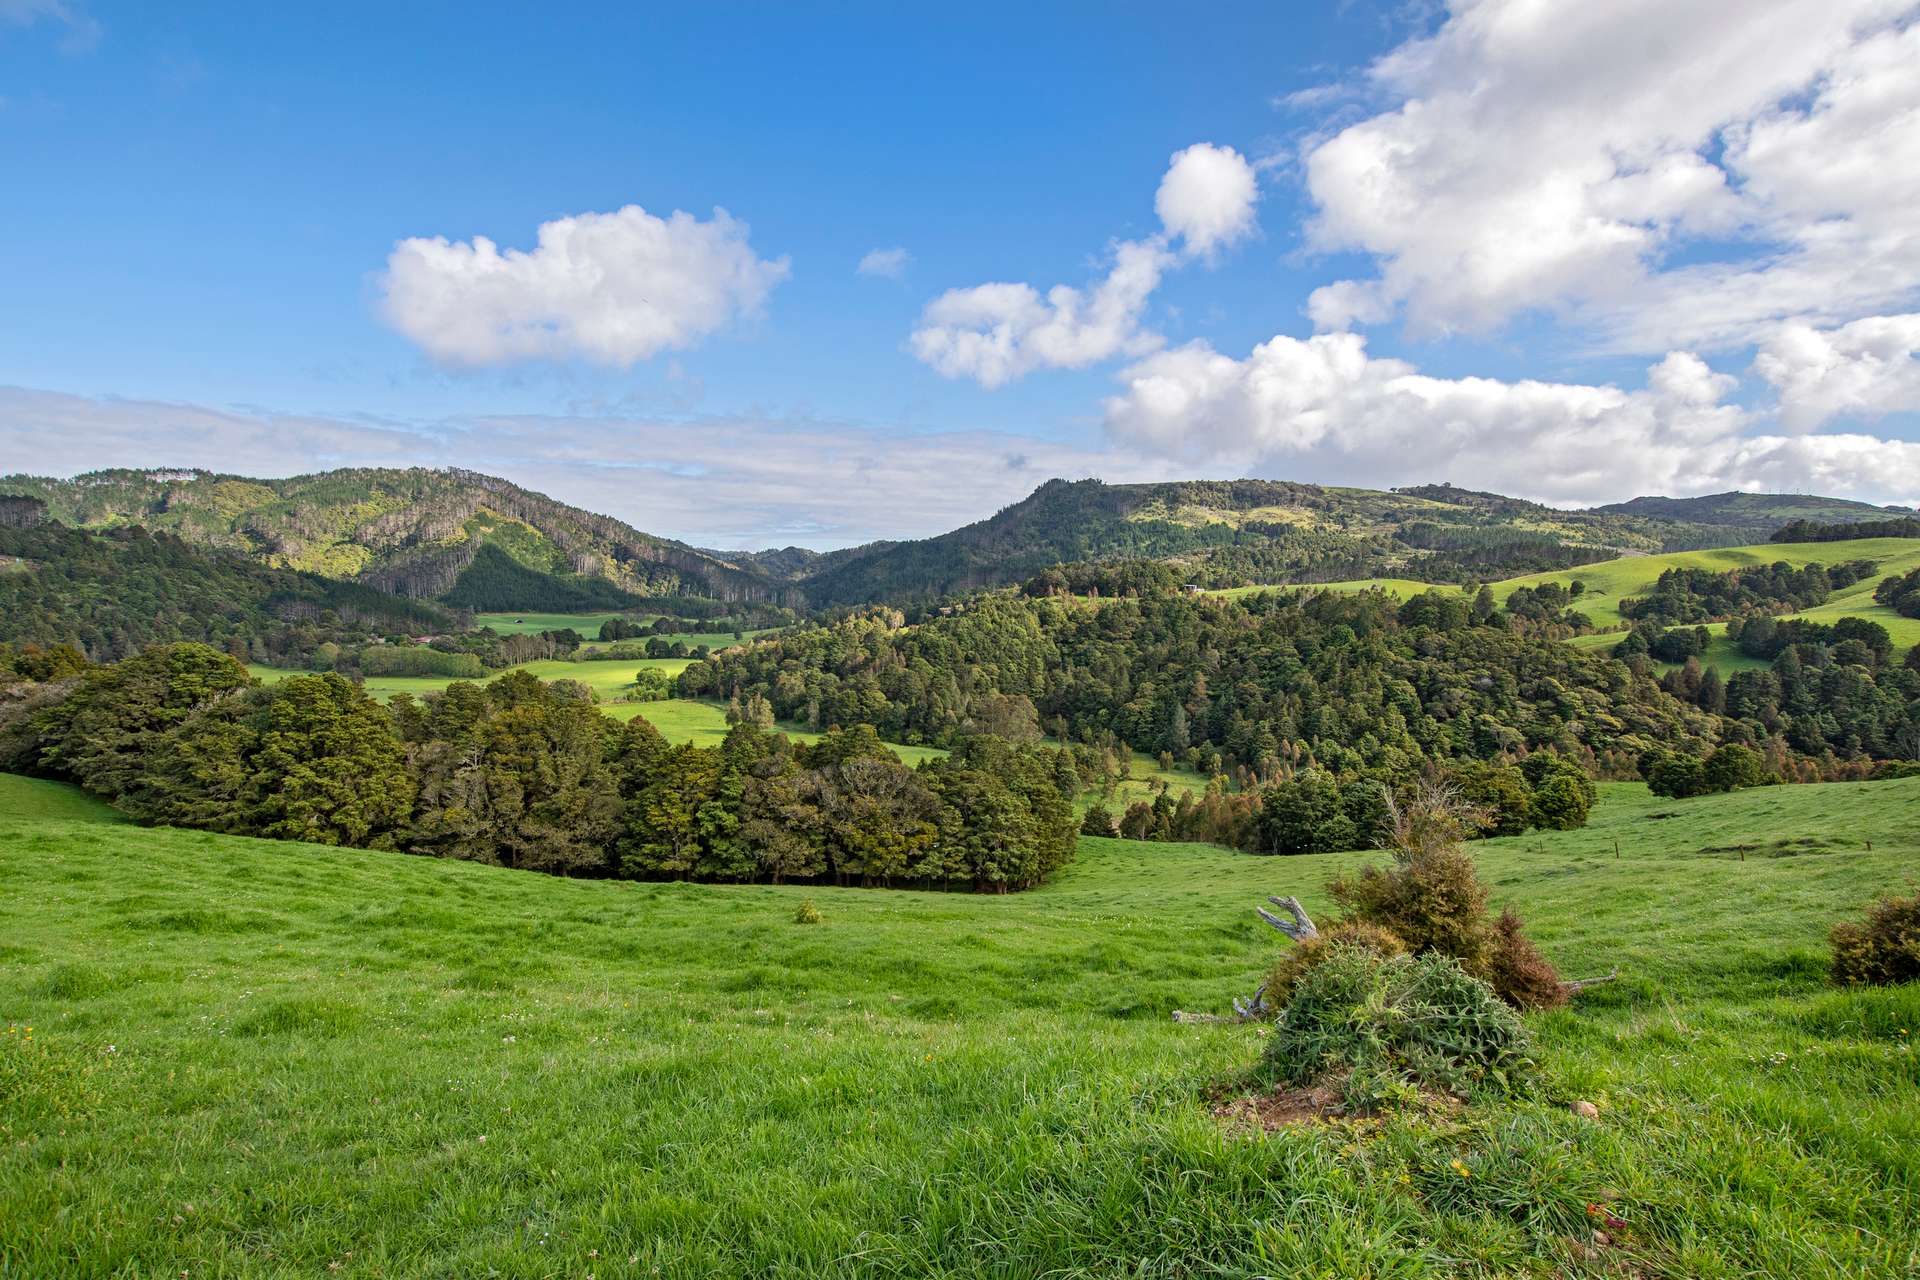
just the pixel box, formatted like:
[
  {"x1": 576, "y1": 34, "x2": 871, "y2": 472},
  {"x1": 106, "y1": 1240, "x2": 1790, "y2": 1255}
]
[
  {"x1": 1103, "y1": 333, "x2": 1920, "y2": 507},
  {"x1": 857, "y1": 247, "x2": 911, "y2": 279},
  {"x1": 379, "y1": 205, "x2": 790, "y2": 368},
  {"x1": 911, "y1": 143, "x2": 1258, "y2": 387},
  {"x1": 1155, "y1": 143, "x2": 1260, "y2": 258},
  {"x1": 1756, "y1": 314, "x2": 1920, "y2": 431},
  {"x1": 1301, "y1": 0, "x2": 1920, "y2": 350},
  {"x1": 909, "y1": 240, "x2": 1174, "y2": 389}
]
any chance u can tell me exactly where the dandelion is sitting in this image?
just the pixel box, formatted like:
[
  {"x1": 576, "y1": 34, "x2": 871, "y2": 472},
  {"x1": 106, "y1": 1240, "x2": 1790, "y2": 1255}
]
[{"x1": 1449, "y1": 1159, "x2": 1471, "y2": 1179}]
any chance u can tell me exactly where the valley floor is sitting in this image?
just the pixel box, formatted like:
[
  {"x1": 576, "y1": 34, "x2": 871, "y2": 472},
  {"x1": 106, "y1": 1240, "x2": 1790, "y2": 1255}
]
[{"x1": 1, "y1": 776, "x2": 1917, "y2": 1276}]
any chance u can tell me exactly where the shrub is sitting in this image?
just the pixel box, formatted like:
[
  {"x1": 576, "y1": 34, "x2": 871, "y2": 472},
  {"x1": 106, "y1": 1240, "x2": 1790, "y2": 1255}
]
[
  {"x1": 1263, "y1": 918, "x2": 1406, "y2": 1007},
  {"x1": 793, "y1": 899, "x2": 823, "y2": 925},
  {"x1": 1261, "y1": 947, "x2": 1535, "y2": 1113},
  {"x1": 1527, "y1": 774, "x2": 1591, "y2": 830},
  {"x1": 1483, "y1": 908, "x2": 1566, "y2": 1009},
  {"x1": 1331, "y1": 845, "x2": 1493, "y2": 973},
  {"x1": 1320, "y1": 779, "x2": 1564, "y2": 1009},
  {"x1": 1703, "y1": 743, "x2": 1771, "y2": 792},
  {"x1": 1830, "y1": 894, "x2": 1920, "y2": 986},
  {"x1": 1079, "y1": 802, "x2": 1118, "y2": 838}
]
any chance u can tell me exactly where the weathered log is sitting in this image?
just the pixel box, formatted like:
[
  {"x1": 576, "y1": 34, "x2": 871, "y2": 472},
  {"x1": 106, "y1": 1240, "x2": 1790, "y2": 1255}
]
[
  {"x1": 1256, "y1": 895, "x2": 1319, "y2": 942},
  {"x1": 1561, "y1": 970, "x2": 1620, "y2": 995}
]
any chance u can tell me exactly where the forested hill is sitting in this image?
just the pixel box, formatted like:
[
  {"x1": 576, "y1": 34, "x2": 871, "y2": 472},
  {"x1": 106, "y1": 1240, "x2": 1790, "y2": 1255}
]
[
  {"x1": 773, "y1": 478, "x2": 1909, "y2": 607},
  {"x1": 4, "y1": 468, "x2": 1909, "y2": 613},
  {"x1": 0, "y1": 467, "x2": 793, "y2": 608},
  {"x1": 0, "y1": 522, "x2": 456, "y2": 662},
  {"x1": 1594, "y1": 491, "x2": 1914, "y2": 533}
]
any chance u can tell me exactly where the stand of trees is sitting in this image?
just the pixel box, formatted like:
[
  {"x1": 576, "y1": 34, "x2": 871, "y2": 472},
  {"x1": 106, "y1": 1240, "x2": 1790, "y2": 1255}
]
[
  {"x1": 1771, "y1": 517, "x2": 1920, "y2": 543},
  {"x1": 1619, "y1": 560, "x2": 1876, "y2": 625},
  {"x1": 0, "y1": 644, "x2": 1077, "y2": 891},
  {"x1": 1874, "y1": 567, "x2": 1920, "y2": 619},
  {"x1": 678, "y1": 584, "x2": 1727, "y2": 783}
]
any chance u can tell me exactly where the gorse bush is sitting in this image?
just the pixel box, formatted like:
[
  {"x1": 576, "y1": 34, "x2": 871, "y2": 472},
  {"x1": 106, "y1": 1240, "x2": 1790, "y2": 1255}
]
[
  {"x1": 1261, "y1": 947, "x2": 1535, "y2": 1114},
  {"x1": 1263, "y1": 918, "x2": 1405, "y2": 1008},
  {"x1": 1318, "y1": 779, "x2": 1565, "y2": 1009},
  {"x1": 1830, "y1": 893, "x2": 1920, "y2": 987}
]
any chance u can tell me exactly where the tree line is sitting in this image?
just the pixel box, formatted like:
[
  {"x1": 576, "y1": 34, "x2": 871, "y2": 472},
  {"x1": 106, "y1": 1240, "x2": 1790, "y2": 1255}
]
[{"x1": 0, "y1": 643, "x2": 1078, "y2": 891}]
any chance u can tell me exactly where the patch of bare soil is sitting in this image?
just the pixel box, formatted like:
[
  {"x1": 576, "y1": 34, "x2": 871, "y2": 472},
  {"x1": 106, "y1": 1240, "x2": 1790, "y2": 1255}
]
[{"x1": 1209, "y1": 1081, "x2": 1347, "y2": 1131}]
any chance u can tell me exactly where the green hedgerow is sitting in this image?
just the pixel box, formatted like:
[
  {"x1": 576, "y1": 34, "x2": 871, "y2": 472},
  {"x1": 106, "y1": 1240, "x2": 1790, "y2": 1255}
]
[{"x1": 1262, "y1": 946, "x2": 1536, "y2": 1114}]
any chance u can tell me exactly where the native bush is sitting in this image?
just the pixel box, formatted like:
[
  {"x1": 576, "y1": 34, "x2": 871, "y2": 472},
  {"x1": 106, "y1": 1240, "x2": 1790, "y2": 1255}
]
[
  {"x1": 1830, "y1": 893, "x2": 1920, "y2": 987},
  {"x1": 1322, "y1": 779, "x2": 1565, "y2": 1008},
  {"x1": 1261, "y1": 947, "x2": 1535, "y2": 1113},
  {"x1": 1262, "y1": 918, "x2": 1406, "y2": 1007}
]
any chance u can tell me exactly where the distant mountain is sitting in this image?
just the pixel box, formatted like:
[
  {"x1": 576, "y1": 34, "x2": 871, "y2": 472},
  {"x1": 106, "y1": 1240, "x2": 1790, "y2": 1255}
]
[
  {"x1": 5, "y1": 467, "x2": 1910, "y2": 615},
  {"x1": 1593, "y1": 491, "x2": 1916, "y2": 533},
  {"x1": 783, "y1": 478, "x2": 1904, "y2": 607},
  {"x1": 0, "y1": 467, "x2": 794, "y2": 607}
]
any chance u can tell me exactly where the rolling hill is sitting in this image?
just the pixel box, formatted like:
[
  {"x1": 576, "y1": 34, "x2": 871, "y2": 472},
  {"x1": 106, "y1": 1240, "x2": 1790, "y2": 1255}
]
[
  {"x1": 768, "y1": 479, "x2": 1919, "y2": 607},
  {"x1": 5, "y1": 467, "x2": 1913, "y2": 613},
  {"x1": 0, "y1": 467, "x2": 793, "y2": 608}
]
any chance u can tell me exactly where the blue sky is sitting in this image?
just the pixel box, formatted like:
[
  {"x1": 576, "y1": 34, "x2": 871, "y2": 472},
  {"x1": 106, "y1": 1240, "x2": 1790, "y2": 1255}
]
[{"x1": 3, "y1": 1, "x2": 1919, "y2": 547}]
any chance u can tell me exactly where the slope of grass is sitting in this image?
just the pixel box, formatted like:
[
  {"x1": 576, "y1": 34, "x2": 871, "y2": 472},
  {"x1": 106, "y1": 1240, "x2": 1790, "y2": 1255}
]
[
  {"x1": 1226, "y1": 537, "x2": 1920, "y2": 662},
  {"x1": 0, "y1": 773, "x2": 126, "y2": 823},
  {"x1": 250, "y1": 657, "x2": 695, "y2": 704},
  {"x1": 3, "y1": 776, "x2": 1918, "y2": 1276}
]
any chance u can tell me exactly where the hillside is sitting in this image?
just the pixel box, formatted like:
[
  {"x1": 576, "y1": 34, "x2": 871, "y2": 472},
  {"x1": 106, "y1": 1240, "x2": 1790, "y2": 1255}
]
[
  {"x1": 4, "y1": 771, "x2": 1917, "y2": 1275},
  {"x1": 6, "y1": 468, "x2": 1913, "y2": 614},
  {"x1": 783, "y1": 478, "x2": 1905, "y2": 607},
  {"x1": 0, "y1": 522, "x2": 457, "y2": 661},
  {"x1": 1595, "y1": 490, "x2": 1914, "y2": 532},
  {"x1": 0, "y1": 467, "x2": 790, "y2": 607}
]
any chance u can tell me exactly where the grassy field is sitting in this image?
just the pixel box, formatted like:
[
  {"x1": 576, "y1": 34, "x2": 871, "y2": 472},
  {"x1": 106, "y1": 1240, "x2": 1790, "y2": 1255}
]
[
  {"x1": 1220, "y1": 537, "x2": 1920, "y2": 661},
  {"x1": 473, "y1": 612, "x2": 775, "y2": 652},
  {"x1": 251, "y1": 657, "x2": 694, "y2": 704},
  {"x1": 3, "y1": 772, "x2": 1917, "y2": 1276},
  {"x1": 248, "y1": 665, "x2": 945, "y2": 767}
]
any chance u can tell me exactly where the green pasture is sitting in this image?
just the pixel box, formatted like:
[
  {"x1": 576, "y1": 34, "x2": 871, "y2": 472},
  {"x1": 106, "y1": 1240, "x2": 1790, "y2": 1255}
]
[{"x1": 2, "y1": 773, "x2": 1918, "y2": 1275}]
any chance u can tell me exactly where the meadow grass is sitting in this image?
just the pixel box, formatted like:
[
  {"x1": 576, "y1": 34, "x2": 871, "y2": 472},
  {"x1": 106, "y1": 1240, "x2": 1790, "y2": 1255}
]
[
  {"x1": 1218, "y1": 537, "x2": 1920, "y2": 660},
  {"x1": 473, "y1": 612, "x2": 776, "y2": 652},
  {"x1": 3, "y1": 773, "x2": 1917, "y2": 1277},
  {"x1": 250, "y1": 657, "x2": 694, "y2": 704}
]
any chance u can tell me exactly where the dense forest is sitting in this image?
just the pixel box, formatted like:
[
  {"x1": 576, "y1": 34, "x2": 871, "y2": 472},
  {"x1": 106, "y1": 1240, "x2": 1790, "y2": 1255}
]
[
  {"x1": 0, "y1": 644, "x2": 1078, "y2": 891},
  {"x1": 682, "y1": 578, "x2": 1920, "y2": 785},
  {"x1": 0, "y1": 523, "x2": 456, "y2": 664}
]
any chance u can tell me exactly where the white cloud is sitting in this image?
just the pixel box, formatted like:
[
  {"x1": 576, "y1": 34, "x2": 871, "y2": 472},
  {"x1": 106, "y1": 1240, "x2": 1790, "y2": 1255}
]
[
  {"x1": 1301, "y1": 0, "x2": 1920, "y2": 349},
  {"x1": 1154, "y1": 143, "x2": 1260, "y2": 258},
  {"x1": 910, "y1": 144, "x2": 1257, "y2": 387},
  {"x1": 1756, "y1": 314, "x2": 1920, "y2": 431},
  {"x1": 908, "y1": 240, "x2": 1173, "y2": 389},
  {"x1": 857, "y1": 247, "x2": 911, "y2": 279},
  {"x1": 379, "y1": 205, "x2": 790, "y2": 368},
  {"x1": 1103, "y1": 333, "x2": 1920, "y2": 507}
]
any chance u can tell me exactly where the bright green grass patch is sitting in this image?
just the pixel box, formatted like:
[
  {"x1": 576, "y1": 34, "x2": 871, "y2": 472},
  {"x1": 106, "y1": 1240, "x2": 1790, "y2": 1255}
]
[
  {"x1": 1223, "y1": 538, "x2": 1920, "y2": 660},
  {"x1": 603, "y1": 697, "x2": 948, "y2": 766},
  {"x1": 2, "y1": 777, "x2": 1918, "y2": 1275},
  {"x1": 472, "y1": 611, "x2": 638, "y2": 637},
  {"x1": 473, "y1": 612, "x2": 776, "y2": 652},
  {"x1": 0, "y1": 773, "x2": 125, "y2": 824},
  {"x1": 249, "y1": 657, "x2": 692, "y2": 704}
]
